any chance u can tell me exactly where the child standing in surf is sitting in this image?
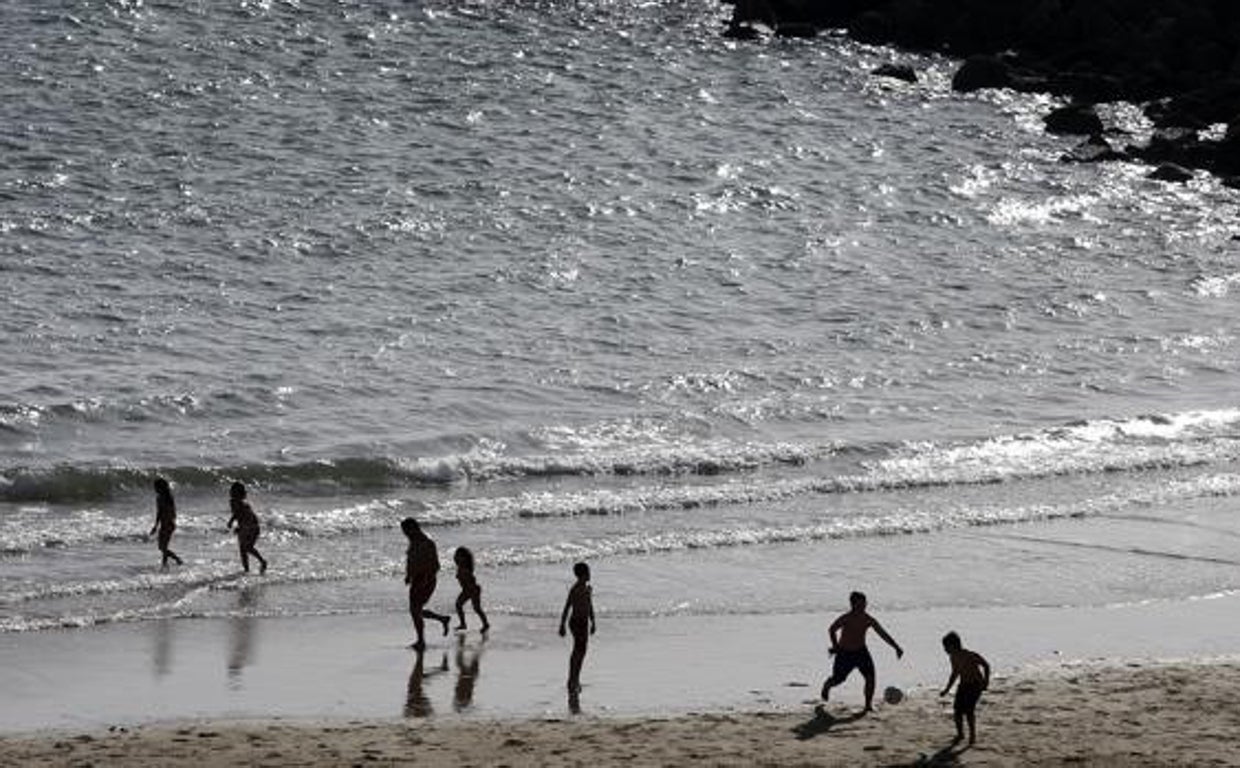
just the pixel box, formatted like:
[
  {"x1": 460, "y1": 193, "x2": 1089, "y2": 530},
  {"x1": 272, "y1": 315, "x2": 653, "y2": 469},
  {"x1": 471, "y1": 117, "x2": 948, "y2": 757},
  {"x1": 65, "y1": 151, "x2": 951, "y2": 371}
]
[
  {"x1": 226, "y1": 481, "x2": 268, "y2": 574},
  {"x1": 558, "y1": 561, "x2": 596, "y2": 696},
  {"x1": 150, "y1": 477, "x2": 183, "y2": 568},
  {"x1": 453, "y1": 546, "x2": 490, "y2": 633}
]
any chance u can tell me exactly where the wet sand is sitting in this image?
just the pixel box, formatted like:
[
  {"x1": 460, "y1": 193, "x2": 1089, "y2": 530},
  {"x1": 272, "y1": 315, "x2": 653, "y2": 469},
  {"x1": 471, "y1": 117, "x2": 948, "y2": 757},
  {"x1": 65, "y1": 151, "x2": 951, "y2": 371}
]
[
  {"x1": 4, "y1": 659, "x2": 1240, "y2": 766},
  {"x1": 4, "y1": 594, "x2": 1240, "y2": 764}
]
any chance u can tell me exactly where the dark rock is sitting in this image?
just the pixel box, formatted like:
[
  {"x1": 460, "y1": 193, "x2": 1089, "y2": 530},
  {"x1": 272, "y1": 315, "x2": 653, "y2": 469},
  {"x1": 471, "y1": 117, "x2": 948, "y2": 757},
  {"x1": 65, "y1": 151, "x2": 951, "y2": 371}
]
[
  {"x1": 1061, "y1": 134, "x2": 1125, "y2": 163},
  {"x1": 1044, "y1": 103, "x2": 1104, "y2": 135},
  {"x1": 1131, "y1": 127, "x2": 1200, "y2": 166},
  {"x1": 722, "y1": 21, "x2": 762, "y2": 40},
  {"x1": 775, "y1": 22, "x2": 817, "y2": 39},
  {"x1": 872, "y1": 63, "x2": 917, "y2": 83},
  {"x1": 1147, "y1": 163, "x2": 1194, "y2": 183},
  {"x1": 952, "y1": 55, "x2": 1012, "y2": 93}
]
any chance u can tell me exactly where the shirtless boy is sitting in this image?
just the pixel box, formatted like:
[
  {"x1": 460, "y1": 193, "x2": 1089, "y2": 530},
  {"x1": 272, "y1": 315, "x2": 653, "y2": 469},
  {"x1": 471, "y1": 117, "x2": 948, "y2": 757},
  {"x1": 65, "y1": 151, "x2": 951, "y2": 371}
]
[
  {"x1": 821, "y1": 591, "x2": 903, "y2": 712},
  {"x1": 940, "y1": 630, "x2": 991, "y2": 745}
]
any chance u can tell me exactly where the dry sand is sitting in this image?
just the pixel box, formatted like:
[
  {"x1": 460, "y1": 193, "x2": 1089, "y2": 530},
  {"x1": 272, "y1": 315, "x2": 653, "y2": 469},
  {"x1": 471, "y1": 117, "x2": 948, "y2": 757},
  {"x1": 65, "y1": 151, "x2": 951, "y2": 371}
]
[{"x1": 5, "y1": 659, "x2": 1239, "y2": 767}]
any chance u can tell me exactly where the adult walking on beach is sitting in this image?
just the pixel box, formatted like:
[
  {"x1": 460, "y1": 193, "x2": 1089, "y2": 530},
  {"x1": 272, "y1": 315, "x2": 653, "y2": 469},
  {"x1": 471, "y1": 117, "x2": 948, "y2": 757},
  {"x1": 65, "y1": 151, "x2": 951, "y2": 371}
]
[
  {"x1": 150, "y1": 477, "x2": 183, "y2": 568},
  {"x1": 226, "y1": 481, "x2": 267, "y2": 574},
  {"x1": 821, "y1": 590, "x2": 903, "y2": 713},
  {"x1": 402, "y1": 517, "x2": 451, "y2": 650}
]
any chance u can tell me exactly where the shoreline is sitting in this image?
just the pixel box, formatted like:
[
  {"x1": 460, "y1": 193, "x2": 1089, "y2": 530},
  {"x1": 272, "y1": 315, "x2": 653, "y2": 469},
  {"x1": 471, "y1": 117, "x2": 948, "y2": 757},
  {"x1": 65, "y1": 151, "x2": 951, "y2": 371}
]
[
  {"x1": 4, "y1": 658, "x2": 1240, "y2": 766},
  {"x1": 5, "y1": 592, "x2": 1240, "y2": 736}
]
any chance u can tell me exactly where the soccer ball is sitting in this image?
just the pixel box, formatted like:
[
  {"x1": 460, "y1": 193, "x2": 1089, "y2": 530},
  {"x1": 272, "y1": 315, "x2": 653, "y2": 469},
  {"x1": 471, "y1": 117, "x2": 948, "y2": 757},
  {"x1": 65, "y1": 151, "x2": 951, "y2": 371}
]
[{"x1": 883, "y1": 686, "x2": 904, "y2": 705}]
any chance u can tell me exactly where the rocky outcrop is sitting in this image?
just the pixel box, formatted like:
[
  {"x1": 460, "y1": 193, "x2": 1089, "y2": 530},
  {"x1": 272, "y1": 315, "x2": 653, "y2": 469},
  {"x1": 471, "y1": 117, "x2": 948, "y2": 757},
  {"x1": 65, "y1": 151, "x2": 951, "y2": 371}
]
[{"x1": 722, "y1": 0, "x2": 1240, "y2": 180}]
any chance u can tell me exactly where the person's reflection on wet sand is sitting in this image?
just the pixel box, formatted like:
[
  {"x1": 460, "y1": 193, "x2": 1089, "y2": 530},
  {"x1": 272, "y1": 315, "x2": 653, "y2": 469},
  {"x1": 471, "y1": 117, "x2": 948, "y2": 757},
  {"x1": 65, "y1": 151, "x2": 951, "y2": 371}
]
[
  {"x1": 227, "y1": 586, "x2": 259, "y2": 688},
  {"x1": 152, "y1": 618, "x2": 174, "y2": 679},
  {"x1": 453, "y1": 635, "x2": 485, "y2": 712},
  {"x1": 405, "y1": 647, "x2": 448, "y2": 718}
]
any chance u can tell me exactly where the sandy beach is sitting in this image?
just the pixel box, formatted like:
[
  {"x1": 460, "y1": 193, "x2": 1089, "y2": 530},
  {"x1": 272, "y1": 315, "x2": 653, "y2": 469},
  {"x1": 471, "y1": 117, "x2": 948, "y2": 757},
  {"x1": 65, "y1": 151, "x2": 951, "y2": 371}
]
[
  {"x1": 5, "y1": 593, "x2": 1240, "y2": 766},
  {"x1": 4, "y1": 659, "x2": 1239, "y2": 766}
]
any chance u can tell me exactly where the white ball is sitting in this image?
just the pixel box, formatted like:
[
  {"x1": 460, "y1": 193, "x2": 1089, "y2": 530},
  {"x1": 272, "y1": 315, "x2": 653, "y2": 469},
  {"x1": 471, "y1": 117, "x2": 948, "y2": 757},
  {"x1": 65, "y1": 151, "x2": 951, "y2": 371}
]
[{"x1": 883, "y1": 686, "x2": 904, "y2": 705}]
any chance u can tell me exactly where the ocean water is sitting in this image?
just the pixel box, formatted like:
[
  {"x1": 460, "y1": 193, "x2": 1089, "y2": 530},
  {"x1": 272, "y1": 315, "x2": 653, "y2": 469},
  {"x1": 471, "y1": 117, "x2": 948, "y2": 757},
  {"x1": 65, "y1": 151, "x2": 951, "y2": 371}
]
[{"x1": 4, "y1": 0, "x2": 1240, "y2": 637}]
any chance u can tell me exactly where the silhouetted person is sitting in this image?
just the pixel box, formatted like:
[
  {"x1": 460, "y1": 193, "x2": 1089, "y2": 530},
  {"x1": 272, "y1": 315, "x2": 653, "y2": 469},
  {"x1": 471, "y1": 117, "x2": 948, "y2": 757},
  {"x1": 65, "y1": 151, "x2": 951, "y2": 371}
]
[
  {"x1": 558, "y1": 561, "x2": 595, "y2": 695},
  {"x1": 940, "y1": 631, "x2": 991, "y2": 745},
  {"x1": 453, "y1": 546, "x2": 490, "y2": 633},
  {"x1": 226, "y1": 481, "x2": 267, "y2": 574},
  {"x1": 821, "y1": 591, "x2": 903, "y2": 713},
  {"x1": 402, "y1": 517, "x2": 450, "y2": 650},
  {"x1": 150, "y1": 477, "x2": 183, "y2": 568}
]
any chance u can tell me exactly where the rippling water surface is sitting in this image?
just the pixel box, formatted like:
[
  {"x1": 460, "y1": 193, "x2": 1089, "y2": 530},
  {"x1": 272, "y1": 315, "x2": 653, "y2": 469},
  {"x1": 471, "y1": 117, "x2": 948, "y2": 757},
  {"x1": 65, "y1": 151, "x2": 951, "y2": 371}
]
[{"x1": 4, "y1": 0, "x2": 1240, "y2": 634}]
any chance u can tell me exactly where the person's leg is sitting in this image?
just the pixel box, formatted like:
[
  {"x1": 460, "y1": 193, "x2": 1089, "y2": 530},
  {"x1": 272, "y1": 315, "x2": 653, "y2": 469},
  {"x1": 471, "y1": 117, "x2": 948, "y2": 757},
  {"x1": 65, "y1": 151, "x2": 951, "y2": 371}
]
[
  {"x1": 410, "y1": 592, "x2": 427, "y2": 649},
  {"x1": 455, "y1": 593, "x2": 468, "y2": 630},
  {"x1": 821, "y1": 652, "x2": 854, "y2": 700},
  {"x1": 251, "y1": 546, "x2": 267, "y2": 573},
  {"x1": 860, "y1": 650, "x2": 877, "y2": 712},
  {"x1": 953, "y1": 710, "x2": 965, "y2": 742},
  {"x1": 422, "y1": 608, "x2": 451, "y2": 635},
  {"x1": 412, "y1": 614, "x2": 426, "y2": 649},
  {"x1": 862, "y1": 669, "x2": 876, "y2": 711},
  {"x1": 471, "y1": 593, "x2": 489, "y2": 631},
  {"x1": 568, "y1": 633, "x2": 587, "y2": 692},
  {"x1": 238, "y1": 540, "x2": 250, "y2": 572},
  {"x1": 966, "y1": 711, "x2": 976, "y2": 744}
]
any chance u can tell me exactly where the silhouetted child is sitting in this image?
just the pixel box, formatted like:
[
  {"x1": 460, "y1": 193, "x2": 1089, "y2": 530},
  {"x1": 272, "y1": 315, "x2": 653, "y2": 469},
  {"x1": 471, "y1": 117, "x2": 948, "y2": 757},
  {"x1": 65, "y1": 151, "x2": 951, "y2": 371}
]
[
  {"x1": 226, "y1": 481, "x2": 267, "y2": 574},
  {"x1": 150, "y1": 477, "x2": 183, "y2": 568},
  {"x1": 558, "y1": 561, "x2": 595, "y2": 695},
  {"x1": 402, "y1": 517, "x2": 451, "y2": 650},
  {"x1": 940, "y1": 631, "x2": 990, "y2": 745},
  {"x1": 453, "y1": 546, "x2": 489, "y2": 633},
  {"x1": 821, "y1": 591, "x2": 903, "y2": 712}
]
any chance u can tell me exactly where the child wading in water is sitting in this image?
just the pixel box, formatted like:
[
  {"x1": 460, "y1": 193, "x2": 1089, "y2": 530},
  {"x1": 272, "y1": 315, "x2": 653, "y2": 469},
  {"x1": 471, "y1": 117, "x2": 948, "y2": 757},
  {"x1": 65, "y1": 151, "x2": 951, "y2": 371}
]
[
  {"x1": 226, "y1": 481, "x2": 268, "y2": 574},
  {"x1": 821, "y1": 591, "x2": 903, "y2": 713},
  {"x1": 940, "y1": 630, "x2": 991, "y2": 745},
  {"x1": 453, "y1": 546, "x2": 490, "y2": 633},
  {"x1": 150, "y1": 477, "x2": 183, "y2": 568},
  {"x1": 558, "y1": 561, "x2": 595, "y2": 695}
]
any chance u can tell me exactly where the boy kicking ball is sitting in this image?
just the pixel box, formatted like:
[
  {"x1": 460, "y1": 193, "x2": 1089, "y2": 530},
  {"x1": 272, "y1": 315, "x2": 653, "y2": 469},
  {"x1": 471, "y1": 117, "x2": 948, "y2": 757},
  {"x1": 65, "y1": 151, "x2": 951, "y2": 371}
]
[{"x1": 820, "y1": 591, "x2": 904, "y2": 713}]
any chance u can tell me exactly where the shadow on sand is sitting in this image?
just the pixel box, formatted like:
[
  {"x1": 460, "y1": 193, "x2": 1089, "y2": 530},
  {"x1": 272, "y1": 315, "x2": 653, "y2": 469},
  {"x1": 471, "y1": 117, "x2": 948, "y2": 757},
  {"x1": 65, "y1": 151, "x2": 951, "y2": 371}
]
[
  {"x1": 791, "y1": 705, "x2": 867, "y2": 741},
  {"x1": 904, "y1": 741, "x2": 971, "y2": 767}
]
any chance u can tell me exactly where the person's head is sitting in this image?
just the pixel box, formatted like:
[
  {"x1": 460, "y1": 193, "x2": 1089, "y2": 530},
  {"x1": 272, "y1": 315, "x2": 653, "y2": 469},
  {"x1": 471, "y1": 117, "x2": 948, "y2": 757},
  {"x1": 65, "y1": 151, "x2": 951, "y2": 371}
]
[
  {"x1": 454, "y1": 546, "x2": 473, "y2": 569},
  {"x1": 573, "y1": 562, "x2": 590, "y2": 582},
  {"x1": 849, "y1": 591, "x2": 867, "y2": 610},
  {"x1": 154, "y1": 476, "x2": 172, "y2": 497},
  {"x1": 401, "y1": 517, "x2": 421, "y2": 540},
  {"x1": 230, "y1": 481, "x2": 247, "y2": 500},
  {"x1": 942, "y1": 631, "x2": 962, "y2": 653}
]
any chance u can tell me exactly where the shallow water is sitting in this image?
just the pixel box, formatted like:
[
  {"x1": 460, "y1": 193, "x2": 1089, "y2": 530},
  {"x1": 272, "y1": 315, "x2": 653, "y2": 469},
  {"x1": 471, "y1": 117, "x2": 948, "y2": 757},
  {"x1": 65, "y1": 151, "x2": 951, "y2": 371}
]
[{"x1": 4, "y1": 0, "x2": 1240, "y2": 635}]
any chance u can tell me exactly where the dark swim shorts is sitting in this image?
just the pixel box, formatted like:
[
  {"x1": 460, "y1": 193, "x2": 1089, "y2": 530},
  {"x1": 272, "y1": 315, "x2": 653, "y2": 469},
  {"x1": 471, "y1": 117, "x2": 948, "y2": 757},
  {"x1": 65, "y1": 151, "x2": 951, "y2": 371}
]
[
  {"x1": 954, "y1": 681, "x2": 983, "y2": 715},
  {"x1": 828, "y1": 647, "x2": 876, "y2": 684}
]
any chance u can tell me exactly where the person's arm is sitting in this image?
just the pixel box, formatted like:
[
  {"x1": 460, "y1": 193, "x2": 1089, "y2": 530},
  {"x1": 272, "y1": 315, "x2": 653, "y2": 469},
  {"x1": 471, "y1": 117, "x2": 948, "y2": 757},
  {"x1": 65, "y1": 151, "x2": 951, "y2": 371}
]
[
  {"x1": 827, "y1": 615, "x2": 843, "y2": 654},
  {"x1": 871, "y1": 619, "x2": 903, "y2": 658},
  {"x1": 940, "y1": 666, "x2": 959, "y2": 697},
  {"x1": 588, "y1": 591, "x2": 596, "y2": 635},
  {"x1": 977, "y1": 652, "x2": 991, "y2": 689},
  {"x1": 226, "y1": 507, "x2": 237, "y2": 530},
  {"x1": 558, "y1": 590, "x2": 572, "y2": 637}
]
